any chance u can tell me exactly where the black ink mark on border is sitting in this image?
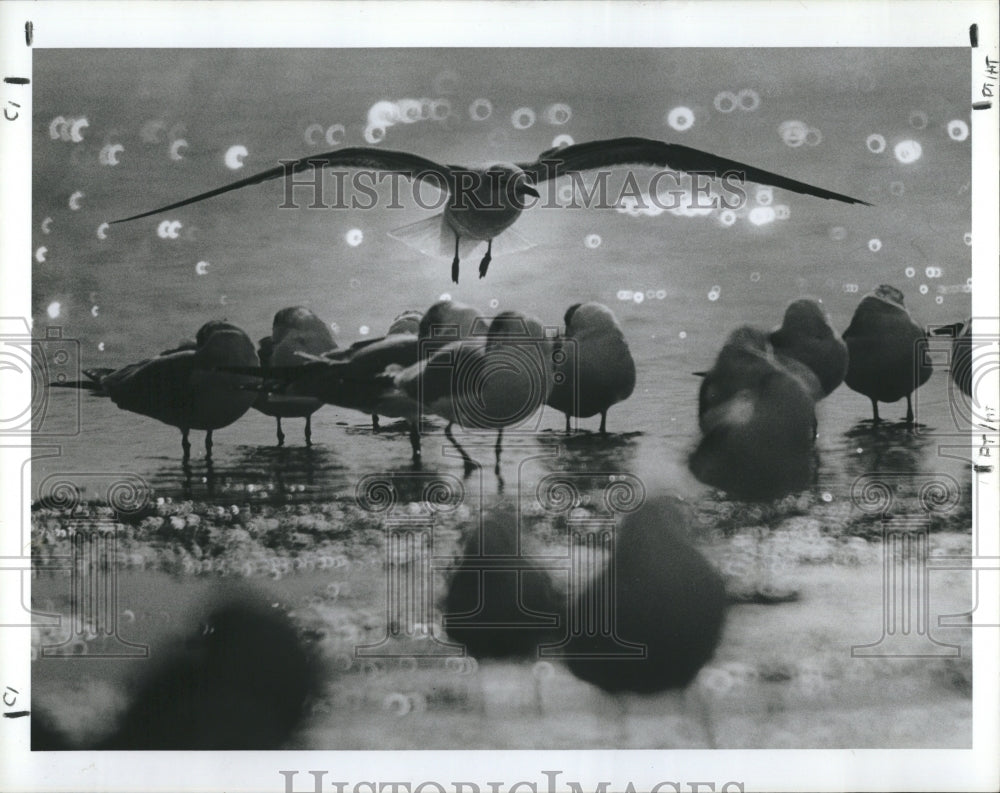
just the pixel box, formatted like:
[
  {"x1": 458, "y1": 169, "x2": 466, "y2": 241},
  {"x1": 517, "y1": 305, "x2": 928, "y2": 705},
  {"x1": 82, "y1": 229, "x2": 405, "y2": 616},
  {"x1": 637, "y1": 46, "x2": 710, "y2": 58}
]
[
  {"x1": 3, "y1": 711, "x2": 30, "y2": 719},
  {"x1": 973, "y1": 101, "x2": 992, "y2": 110},
  {"x1": 4, "y1": 77, "x2": 30, "y2": 85},
  {"x1": 970, "y1": 24, "x2": 978, "y2": 47},
  {"x1": 25, "y1": 21, "x2": 33, "y2": 47}
]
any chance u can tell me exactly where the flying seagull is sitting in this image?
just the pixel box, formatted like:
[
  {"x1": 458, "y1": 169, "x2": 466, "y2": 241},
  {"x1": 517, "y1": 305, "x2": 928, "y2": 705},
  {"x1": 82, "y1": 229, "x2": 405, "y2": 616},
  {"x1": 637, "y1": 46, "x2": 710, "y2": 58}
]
[{"x1": 112, "y1": 136, "x2": 870, "y2": 283}]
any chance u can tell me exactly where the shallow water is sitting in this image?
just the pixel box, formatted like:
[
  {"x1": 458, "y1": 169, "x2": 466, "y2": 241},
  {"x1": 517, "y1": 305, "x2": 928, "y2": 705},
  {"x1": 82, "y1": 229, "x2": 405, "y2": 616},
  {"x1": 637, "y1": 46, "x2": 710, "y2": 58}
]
[{"x1": 29, "y1": 49, "x2": 973, "y2": 508}]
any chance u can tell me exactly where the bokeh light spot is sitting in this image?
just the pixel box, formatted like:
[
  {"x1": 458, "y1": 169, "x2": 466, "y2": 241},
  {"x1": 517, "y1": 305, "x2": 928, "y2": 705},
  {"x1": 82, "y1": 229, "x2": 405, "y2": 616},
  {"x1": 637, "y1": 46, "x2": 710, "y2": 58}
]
[
  {"x1": 947, "y1": 119, "x2": 969, "y2": 142},
  {"x1": 908, "y1": 110, "x2": 928, "y2": 130},
  {"x1": 468, "y1": 98, "x2": 493, "y2": 121},
  {"x1": 511, "y1": 107, "x2": 536, "y2": 130},
  {"x1": 543, "y1": 103, "x2": 572, "y2": 125},
  {"x1": 713, "y1": 92, "x2": 737, "y2": 113},
  {"x1": 224, "y1": 145, "x2": 248, "y2": 170},
  {"x1": 779, "y1": 120, "x2": 809, "y2": 147},
  {"x1": 893, "y1": 139, "x2": 922, "y2": 164},
  {"x1": 666, "y1": 106, "x2": 695, "y2": 132},
  {"x1": 748, "y1": 206, "x2": 776, "y2": 226},
  {"x1": 325, "y1": 124, "x2": 346, "y2": 145},
  {"x1": 737, "y1": 89, "x2": 761, "y2": 111},
  {"x1": 865, "y1": 134, "x2": 887, "y2": 153},
  {"x1": 364, "y1": 125, "x2": 386, "y2": 144}
]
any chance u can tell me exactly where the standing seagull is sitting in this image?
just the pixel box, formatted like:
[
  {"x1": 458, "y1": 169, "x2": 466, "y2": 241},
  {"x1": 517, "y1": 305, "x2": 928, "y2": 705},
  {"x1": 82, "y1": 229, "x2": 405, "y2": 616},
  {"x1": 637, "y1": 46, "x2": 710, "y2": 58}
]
[
  {"x1": 546, "y1": 302, "x2": 636, "y2": 433},
  {"x1": 54, "y1": 321, "x2": 259, "y2": 462},
  {"x1": 395, "y1": 311, "x2": 555, "y2": 475},
  {"x1": 769, "y1": 298, "x2": 848, "y2": 399},
  {"x1": 111, "y1": 137, "x2": 869, "y2": 284},
  {"x1": 282, "y1": 333, "x2": 424, "y2": 460},
  {"x1": 254, "y1": 306, "x2": 336, "y2": 446},
  {"x1": 842, "y1": 285, "x2": 933, "y2": 425},
  {"x1": 689, "y1": 326, "x2": 818, "y2": 501}
]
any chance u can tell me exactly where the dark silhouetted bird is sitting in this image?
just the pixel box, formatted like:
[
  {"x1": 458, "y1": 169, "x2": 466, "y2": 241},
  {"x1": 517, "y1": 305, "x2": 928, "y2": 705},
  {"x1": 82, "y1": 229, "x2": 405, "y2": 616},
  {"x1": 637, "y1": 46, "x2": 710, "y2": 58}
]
[
  {"x1": 546, "y1": 302, "x2": 636, "y2": 433},
  {"x1": 443, "y1": 506, "x2": 564, "y2": 659},
  {"x1": 112, "y1": 137, "x2": 869, "y2": 283},
  {"x1": 689, "y1": 327, "x2": 818, "y2": 501},
  {"x1": 842, "y1": 284, "x2": 933, "y2": 424},
  {"x1": 253, "y1": 307, "x2": 336, "y2": 446},
  {"x1": 33, "y1": 591, "x2": 321, "y2": 750},
  {"x1": 395, "y1": 311, "x2": 556, "y2": 475},
  {"x1": 564, "y1": 495, "x2": 726, "y2": 694},
  {"x1": 54, "y1": 320, "x2": 259, "y2": 462},
  {"x1": 769, "y1": 298, "x2": 848, "y2": 398}
]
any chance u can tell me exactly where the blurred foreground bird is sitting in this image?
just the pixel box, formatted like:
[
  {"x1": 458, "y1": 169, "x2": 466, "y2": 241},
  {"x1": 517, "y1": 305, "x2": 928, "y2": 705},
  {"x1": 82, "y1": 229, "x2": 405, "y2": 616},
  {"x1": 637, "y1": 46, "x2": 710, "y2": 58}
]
[
  {"x1": 546, "y1": 302, "x2": 636, "y2": 433},
  {"x1": 33, "y1": 591, "x2": 321, "y2": 750},
  {"x1": 689, "y1": 326, "x2": 818, "y2": 501},
  {"x1": 443, "y1": 506, "x2": 564, "y2": 659},
  {"x1": 769, "y1": 298, "x2": 848, "y2": 399},
  {"x1": 842, "y1": 285, "x2": 933, "y2": 424},
  {"x1": 931, "y1": 318, "x2": 972, "y2": 398},
  {"x1": 112, "y1": 137, "x2": 869, "y2": 283},
  {"x1": 562, "y1": 496, "x2": 726, "y2": 745},
  {"x1": 253, "y1": 307, "x2": 336, "y2": 446},
  {"x1": 52, "y1": 320, "x2": 259, "y2": 462}
]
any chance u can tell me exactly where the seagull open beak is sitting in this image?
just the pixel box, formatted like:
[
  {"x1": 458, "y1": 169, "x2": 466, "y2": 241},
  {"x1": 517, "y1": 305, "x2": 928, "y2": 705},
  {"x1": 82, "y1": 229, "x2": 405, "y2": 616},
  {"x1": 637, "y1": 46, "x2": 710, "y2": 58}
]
[{"x1": 517, "y1": 184, "x2": 540, "y2": 199}]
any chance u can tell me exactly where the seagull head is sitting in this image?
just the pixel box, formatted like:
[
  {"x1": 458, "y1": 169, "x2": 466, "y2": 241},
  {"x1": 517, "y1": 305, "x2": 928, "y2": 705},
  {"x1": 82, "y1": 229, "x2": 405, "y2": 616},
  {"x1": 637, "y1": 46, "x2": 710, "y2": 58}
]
[
  {"x1": 778, "y1": 299, "x2": 835, "y2": 339},
  {"x1": 873, "y1": 284, "x2": 906, "y2": 308}
]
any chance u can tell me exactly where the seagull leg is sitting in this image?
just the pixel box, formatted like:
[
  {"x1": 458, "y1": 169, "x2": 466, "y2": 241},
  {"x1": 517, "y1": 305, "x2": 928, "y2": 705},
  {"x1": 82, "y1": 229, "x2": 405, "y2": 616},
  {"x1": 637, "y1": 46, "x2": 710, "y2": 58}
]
[
  {"x1": 564, "y1": 413, "x2": 571, "y2": 434},
  {"x1": 905, "y1": 395, "x2": 914, "y2": 425},
  {"x1": 408, "y1": 422, "x2": 422, "y2": 467},
  {"x1": 599, "y1": 410, "x2": 608, "y2": 435},
  {"x1": 276, "y1": 417, "x2": 285, "y2": 447},
  {"x1": 479, "y1": 239, "x2": 493, "y2": 279},
  {"x1": 445, "y1": 421, "x2": 476, "y2": 476},
  {"x1": 371, "y1": 413, "x2": 380, "y2": 433},
  {"x1": 870, "y1": 398, "x2": 880, "y2": 425},
  {"x1": 494, "y1": 428, "x2": 504, "y2": 474},
  {"x1": 205, "y1": 430, "x2": 214, "y2": 461},
  {"x1": 304, "y1": 415, "x2": 312, "y2": 447},
  {"x1": 181, "y1": 428, "x2": 191, "y2": 463},
  {"x1": 452, "y1": 235, "x2": 461, "y2": 284}
]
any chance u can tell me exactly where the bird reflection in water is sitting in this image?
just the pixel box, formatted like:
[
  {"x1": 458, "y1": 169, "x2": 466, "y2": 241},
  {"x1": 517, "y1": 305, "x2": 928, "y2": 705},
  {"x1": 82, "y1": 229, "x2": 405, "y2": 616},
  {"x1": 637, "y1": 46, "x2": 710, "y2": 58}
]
[
  {"x1": 843, "y1": 421, "x2": 934, "y2": 479},
  {"x1": 154, "y1": 444, "x2": 346, "y2": 503}
]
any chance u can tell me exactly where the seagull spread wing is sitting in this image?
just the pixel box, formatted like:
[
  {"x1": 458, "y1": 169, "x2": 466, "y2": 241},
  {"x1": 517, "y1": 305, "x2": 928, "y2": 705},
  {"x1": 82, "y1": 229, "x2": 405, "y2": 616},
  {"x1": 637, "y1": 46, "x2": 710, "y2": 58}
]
[
  {"x1": 112, "y1": 147, "x2": 453, "y2": 223},
  {"x1": 519, "y1": 136, "x2": 870, "y2": 205}
]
